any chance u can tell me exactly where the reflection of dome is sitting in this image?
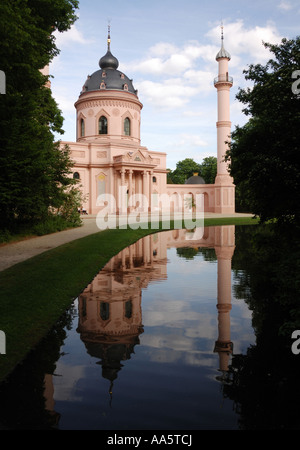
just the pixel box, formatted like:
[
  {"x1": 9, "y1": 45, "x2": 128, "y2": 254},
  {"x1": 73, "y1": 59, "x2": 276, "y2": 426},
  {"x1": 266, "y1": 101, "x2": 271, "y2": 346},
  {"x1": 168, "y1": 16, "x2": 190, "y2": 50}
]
[
  {"x1": 185, "y1": 173, "x2": 206, "y2": 184},
  {"x1": 81, "y1": 334, "x2": 141, "y2": 395}
]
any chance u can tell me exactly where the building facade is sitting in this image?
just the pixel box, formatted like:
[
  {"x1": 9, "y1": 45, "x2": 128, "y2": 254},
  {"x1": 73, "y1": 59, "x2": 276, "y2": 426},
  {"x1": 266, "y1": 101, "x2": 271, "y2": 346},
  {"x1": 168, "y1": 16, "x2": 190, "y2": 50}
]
[{"x1": 60, "y1": 28, "x2": 235, "y2": 215}]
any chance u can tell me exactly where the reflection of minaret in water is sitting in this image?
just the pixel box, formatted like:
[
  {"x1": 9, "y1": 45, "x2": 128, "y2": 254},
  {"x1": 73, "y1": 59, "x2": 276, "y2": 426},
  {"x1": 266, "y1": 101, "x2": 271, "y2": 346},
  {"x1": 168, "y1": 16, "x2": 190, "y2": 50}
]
[{"x1": 213, "y1": 225, "x2": 235, "y2": 379}]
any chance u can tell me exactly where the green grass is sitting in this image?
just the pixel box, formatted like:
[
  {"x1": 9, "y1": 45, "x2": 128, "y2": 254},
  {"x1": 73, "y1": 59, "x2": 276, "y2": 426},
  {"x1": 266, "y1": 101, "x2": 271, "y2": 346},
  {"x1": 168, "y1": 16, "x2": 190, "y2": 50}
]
[
  {"x1": 0, "y1": 214, "x2": 82, "y2": 244},
  {"x1": 0, "y1": 216, "x2": 258, "y2": 382}
]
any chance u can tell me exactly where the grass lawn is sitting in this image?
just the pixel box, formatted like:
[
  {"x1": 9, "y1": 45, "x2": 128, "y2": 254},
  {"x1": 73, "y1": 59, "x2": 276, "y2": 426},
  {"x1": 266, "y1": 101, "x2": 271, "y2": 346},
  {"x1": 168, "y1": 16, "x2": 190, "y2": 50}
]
[{"x1": 0, "y1": 216, "x2": 258, "y2": 382}]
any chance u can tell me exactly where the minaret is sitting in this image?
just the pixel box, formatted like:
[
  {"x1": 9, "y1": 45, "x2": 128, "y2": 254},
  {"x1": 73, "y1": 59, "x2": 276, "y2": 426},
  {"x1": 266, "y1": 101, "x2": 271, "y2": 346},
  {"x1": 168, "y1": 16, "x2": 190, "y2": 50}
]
[
  {"x1": 214, "y1": 25, "x2": 235, "y2": 213},
  {"x1": 213, "y1": 225, "x2": 235, "y2": 378}
]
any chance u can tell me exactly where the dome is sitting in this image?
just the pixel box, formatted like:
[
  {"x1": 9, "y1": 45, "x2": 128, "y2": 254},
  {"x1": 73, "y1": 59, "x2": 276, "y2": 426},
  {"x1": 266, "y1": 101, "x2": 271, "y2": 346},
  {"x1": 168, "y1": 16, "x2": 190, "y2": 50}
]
[
  {"x1": 185, "y1": 173, "x2": 206, "y2": 184},
  {"x1": 81, "y1": 27, "x2": 138, "y2": 97},
  {"x1": 216, "y1": 25, "x2": 231, "y2": 60},
  {"x1": 99, "y1": 50, "x2": 119, "y2": 70},
  {"x1": 82, "y1": 68, "x2": 137, "y2": 95},
  {"x1": 216, "y1": 44, "x2": 231, "y2": 61}
]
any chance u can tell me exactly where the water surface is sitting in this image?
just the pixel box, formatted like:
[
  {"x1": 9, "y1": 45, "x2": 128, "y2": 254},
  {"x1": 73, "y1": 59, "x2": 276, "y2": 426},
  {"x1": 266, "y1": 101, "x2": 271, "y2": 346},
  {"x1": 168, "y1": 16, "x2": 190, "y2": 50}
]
[{"x1": 1, "y1": 226, "x2": 257, "y2": 430}]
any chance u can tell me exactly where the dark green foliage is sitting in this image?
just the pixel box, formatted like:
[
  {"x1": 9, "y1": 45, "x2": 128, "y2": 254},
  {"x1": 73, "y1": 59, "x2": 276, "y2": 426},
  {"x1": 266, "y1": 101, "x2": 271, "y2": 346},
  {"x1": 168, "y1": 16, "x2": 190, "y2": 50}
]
[
  {"x1": 169, "y1": 158, "x2": 202, "y2": 184},
  {"x1": 224, "y1": 223, "x2": 300, "y2": 429},
  {"x1": 226, "y1": 37, "x2": 300, "y2": 223},
  {"x1": 0, "y1": 0, "x2": 79, "y2": 230},
  {"x1": 168, "y1": 156, "x2": 217, "y2": 184},
  {"x1": 199, "y1": 156, "x2": 217, "y2": 184}
]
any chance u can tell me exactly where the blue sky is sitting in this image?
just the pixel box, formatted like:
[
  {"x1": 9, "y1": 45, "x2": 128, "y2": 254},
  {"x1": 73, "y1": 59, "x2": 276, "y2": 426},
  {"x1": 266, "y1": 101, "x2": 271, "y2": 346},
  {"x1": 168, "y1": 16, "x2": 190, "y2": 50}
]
[{"x1": 51, "y1": 0, "x2": 300, "y2": 170}]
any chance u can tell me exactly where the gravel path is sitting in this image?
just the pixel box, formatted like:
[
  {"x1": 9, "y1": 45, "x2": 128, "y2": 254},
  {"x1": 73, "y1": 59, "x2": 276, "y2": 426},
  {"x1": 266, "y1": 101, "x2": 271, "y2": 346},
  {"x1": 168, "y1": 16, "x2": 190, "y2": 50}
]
[{"x1": 0, "y1": 213, "x2": 253, "y2": 272}]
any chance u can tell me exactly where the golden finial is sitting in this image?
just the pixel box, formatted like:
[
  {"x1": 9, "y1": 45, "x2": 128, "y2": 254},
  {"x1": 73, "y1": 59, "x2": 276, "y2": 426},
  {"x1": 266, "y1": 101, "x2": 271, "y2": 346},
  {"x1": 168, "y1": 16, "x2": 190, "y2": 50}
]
[{"x1": 107, "y1": 19, "x2": 111, "y2": 50}]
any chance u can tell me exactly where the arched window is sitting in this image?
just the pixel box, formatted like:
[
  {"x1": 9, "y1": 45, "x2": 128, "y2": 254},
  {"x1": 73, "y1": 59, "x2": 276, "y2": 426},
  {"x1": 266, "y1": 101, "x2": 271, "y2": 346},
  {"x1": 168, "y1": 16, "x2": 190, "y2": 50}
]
[
  {"x1": 73, "y1": 172, "x2": 80, "y2": 180},
  {"x1": 125, "y1": 300, "x2": 133, "y2": 319},
  {"x1": 124, "y1": 117, "x2": 131, "y2": 136},
  {"x1": 80, "y1": 118, "x2": 85, "y2": 137},
  {"x1": 99, "y1": 116, "x2": 108, "y2": 134},
  {"x1": 100, "y1": 302, "x2": 110, "y2": 321}
]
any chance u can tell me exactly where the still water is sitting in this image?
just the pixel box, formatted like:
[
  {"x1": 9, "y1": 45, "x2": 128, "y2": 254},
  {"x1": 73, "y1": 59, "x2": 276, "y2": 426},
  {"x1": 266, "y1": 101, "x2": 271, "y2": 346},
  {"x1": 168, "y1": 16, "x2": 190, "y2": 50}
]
[{"x1": 2, "y1": 226, "x2": 258, "y2": 430}]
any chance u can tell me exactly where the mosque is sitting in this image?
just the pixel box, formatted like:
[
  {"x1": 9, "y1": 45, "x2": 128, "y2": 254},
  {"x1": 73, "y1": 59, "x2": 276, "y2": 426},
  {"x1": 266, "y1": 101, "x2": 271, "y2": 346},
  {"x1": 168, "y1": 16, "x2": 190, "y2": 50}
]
[{"x1": 60, "y1": 26, "x2": 235, "y2": 215}]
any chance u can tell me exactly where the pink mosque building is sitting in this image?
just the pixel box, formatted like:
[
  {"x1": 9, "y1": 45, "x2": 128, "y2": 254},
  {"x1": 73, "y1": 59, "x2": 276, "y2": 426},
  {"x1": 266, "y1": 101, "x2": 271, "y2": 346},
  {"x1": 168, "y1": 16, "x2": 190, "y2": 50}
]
[{"x1": 60, "y1": 27, "x2": 235, "y2": 215}]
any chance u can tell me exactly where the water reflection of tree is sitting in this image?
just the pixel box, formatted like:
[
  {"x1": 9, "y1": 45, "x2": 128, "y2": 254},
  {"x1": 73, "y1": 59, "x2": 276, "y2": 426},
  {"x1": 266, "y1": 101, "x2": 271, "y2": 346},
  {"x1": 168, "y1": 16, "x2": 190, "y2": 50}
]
[
  {"x1": 224, "y1": 224, "x2": 300, "y2": 430},
  {"x1": 176, "y1": 247, "x2": 217, "y2": 262},
  {"x1": 0, "y1": 304, "x2": 76, "y2": 429}
]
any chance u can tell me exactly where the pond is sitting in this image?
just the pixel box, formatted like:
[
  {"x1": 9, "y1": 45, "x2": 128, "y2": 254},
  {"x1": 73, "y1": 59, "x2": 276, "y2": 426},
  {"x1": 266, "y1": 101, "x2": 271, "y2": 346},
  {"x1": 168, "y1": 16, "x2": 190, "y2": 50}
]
[{"x1": 0, "y1": 224, "x2": 299, "y2": 431}]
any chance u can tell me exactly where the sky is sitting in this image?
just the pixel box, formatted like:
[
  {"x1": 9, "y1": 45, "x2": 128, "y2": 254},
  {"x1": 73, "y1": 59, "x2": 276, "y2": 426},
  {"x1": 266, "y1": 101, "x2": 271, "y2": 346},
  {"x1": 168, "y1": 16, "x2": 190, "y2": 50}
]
[{"x1": 50, "y1": 0, "x2": 300, "y2": 170}]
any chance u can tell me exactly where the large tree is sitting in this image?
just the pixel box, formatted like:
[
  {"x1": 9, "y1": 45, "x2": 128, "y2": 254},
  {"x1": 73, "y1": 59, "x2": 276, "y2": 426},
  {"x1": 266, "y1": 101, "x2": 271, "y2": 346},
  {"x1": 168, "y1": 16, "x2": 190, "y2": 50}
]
[
  {"x1": 168, "y1": 156, "x2": 217, "y2": 184},
  {"x1": 226, "y1": 37, "x2": 300, "y2": 223},
  {"x1": 168, "y1": 158, "x2": 202, "y2": 184},
  {"x1": 0, "y1": 0, "x2": 79, "y2": 230},
  {"x1": 200, "y1": 156, "x2": 217, "y2": 184}
]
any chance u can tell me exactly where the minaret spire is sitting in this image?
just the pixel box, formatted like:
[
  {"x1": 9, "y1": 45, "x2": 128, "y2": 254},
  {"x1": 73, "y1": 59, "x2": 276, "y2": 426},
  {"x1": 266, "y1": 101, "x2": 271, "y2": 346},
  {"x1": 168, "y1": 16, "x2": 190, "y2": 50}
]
[
  {"x1": 221, "y1": 21, "x2": 224, "y2": 47},
  {"x1": 216, "y1": 21, "x2": 231, "y2": 61},
  {"x1": 99, "y1": 21, "x2": 119, "y2": 70},
  {"x1": 107, "y1": 20, "x2": 111, "y2": 52}
]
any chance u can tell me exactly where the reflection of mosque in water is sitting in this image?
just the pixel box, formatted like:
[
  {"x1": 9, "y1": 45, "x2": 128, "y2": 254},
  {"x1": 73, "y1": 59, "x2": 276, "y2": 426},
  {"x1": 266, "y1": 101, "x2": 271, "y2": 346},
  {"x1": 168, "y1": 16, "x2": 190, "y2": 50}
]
[{"x1": 76, "y1": 226, "x2": 235, "y2": 396}]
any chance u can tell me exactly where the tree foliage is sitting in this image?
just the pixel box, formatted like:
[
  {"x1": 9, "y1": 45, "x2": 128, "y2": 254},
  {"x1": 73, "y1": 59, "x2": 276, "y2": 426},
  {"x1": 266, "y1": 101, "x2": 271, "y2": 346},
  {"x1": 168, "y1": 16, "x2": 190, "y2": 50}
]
[
  {"x1": 0, "y1": 0, "x2": 79, "y2": 230},
  {"x1": 168, "y1": 158, "x2": 201, "y2": 184},
  {"x1": 225, "y1": 37, "x2": 300, "y2": 223},
  {"x1": 168, "y1": 156, "x2": 217, "y2": 184},
  {"x1": 200, "y1": 156, "x2": 217, "y2": 184}
]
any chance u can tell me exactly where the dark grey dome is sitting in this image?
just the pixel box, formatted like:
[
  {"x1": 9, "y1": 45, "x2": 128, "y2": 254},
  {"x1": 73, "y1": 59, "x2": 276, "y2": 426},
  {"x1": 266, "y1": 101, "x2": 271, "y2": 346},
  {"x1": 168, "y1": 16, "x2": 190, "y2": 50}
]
[
  {"x1": 82, "y1": 68, "x2": 137, "y2": 95},
  {"x1": 99, "y1": 50, "x2": 119, "y2": 70},
  {"x1": 81, "y1": 27, "x2": 138, "y2": 96},
  {"x1": 185, "y1": 175, "x2": 206, "y2": 184}
]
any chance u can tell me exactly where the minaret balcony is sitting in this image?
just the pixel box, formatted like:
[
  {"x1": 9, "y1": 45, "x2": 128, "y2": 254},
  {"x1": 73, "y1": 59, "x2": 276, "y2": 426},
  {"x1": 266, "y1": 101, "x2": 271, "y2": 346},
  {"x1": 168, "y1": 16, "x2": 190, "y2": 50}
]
[{"x1": 214, "y1": 74, "x2": 233, "y2": 86}]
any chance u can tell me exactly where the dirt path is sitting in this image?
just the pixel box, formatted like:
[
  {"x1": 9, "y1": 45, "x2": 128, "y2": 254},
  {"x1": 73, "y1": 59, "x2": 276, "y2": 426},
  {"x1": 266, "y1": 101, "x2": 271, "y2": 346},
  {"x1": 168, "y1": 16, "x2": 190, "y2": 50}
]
[{"x1": 0, "y1": 213, "x2": 253, "y2": 272}]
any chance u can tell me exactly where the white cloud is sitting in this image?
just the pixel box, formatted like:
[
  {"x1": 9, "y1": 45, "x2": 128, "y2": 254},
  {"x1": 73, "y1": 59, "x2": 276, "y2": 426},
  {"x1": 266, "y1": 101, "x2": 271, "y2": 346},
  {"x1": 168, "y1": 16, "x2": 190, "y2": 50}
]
[
  {"x1": 278, "y1": 1, "x2": 293, "y2": 10},
  {"x1": 206, "y1": 20, "x2": 282, "y2": 64},
  {"x1": 54, "y1": 24, "x2": 94, "y2": 49},
  {"x1": 54, "y1": 93, "x2": 75, "y2": 113},
  {"x1": 173, "y1": 133, "x2": 208, "y2": 149},
  {"x1": 128, "y1": 41, "x2": 215, "y2": 77},
  {"x1": 136, "y1": 79, "x2": 199, "y2": 109},
  {"x1": 127, "y1": 20, "x2": 282, "y2": 112}
]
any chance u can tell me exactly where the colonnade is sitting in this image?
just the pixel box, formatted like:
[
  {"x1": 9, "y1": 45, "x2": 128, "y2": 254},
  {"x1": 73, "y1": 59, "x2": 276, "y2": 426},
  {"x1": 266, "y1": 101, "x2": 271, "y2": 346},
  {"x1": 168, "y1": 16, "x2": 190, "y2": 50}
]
[{"x1": 114, "y1": 167, "x2": 154, "y2": 213}]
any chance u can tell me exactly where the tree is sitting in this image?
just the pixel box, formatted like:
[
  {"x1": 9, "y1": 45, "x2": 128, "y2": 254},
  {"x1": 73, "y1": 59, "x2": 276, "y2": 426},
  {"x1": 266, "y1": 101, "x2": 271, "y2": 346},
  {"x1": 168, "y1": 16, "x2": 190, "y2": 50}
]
[
  {"x1": 225, "y1": 37, "x2": 300, "y2": 223},
  {"x1": 0, "y1": 0, "x2": 79, "y2": 230},
  {"x1": 200, "y1": 156, "x2": 217, "y2": 184},
  {"x1": 168, "y1": 158, "x2": 202, "y2": 184}
]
